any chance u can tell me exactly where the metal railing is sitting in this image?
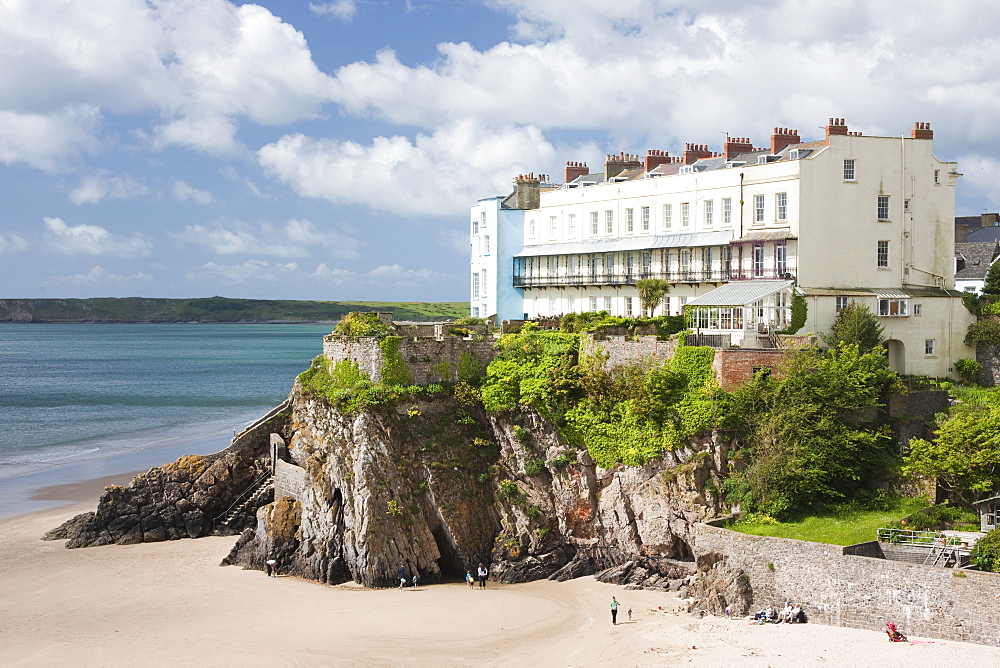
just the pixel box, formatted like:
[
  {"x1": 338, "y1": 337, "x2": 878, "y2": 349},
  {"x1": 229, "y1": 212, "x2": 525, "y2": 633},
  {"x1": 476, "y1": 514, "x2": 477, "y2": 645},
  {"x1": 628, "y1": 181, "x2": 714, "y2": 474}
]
[
  {"x1": 213, "y1": 470, "x2": 273, "y2": 528},
  {"x1": 513, "y1": 269, "x2": 729, "y2": 287}
]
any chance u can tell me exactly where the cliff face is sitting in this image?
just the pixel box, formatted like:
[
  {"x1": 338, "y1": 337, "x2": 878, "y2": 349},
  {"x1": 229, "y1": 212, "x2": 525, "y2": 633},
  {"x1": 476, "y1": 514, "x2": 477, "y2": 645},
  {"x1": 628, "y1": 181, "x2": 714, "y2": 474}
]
[{"x1": 222, "y1": 384, "x2": 728, "y2": 588}]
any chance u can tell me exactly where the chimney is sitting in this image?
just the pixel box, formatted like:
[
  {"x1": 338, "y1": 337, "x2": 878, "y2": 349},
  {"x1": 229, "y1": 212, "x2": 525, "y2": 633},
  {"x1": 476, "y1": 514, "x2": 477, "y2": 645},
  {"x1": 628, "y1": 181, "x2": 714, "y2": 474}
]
[
  {"x1": 770, "y1": 128, "x2": 801, "y2": 154},
  {"x1": 682, "y1": 143, "x2": 713, "y2": 165},
  {"x1": 513, "y1": 173, "x2": 540, "y2": 210},
  {"x1": 603, "y1": 152, "x2": 641, "y2": 181},
  {"x1": 644, "y1": 149, "x2": 672, "y2": 172},
  {"x1": 825, "y1": 117, "x2": 848, "y2": 142},
  {"x1": 983, "y1": 212, "x2": 1000, "y2": 227},
  {"x1": 723, "y1": 137, "x2": 754, "y2": 161},
  {"x1": 564, "y1": 161, "x2": 589, "y2": 183},
  {"x1": 911, "y1": 121, "x2": 934, "y2": 140}
]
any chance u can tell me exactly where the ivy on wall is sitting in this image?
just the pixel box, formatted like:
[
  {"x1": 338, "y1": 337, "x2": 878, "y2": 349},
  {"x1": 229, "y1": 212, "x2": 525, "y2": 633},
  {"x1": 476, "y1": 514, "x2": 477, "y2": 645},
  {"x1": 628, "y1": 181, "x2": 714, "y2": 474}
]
[{"x1": 379, "y1": 336, "x2": 413, "y2": 386}]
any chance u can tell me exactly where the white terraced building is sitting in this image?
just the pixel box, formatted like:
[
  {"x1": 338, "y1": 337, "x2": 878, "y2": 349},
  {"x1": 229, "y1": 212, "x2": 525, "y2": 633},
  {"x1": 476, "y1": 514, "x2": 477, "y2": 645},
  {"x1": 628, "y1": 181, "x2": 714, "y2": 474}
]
[{"x1": 470, "y1": 119, "x2": 975, "y2": 377}]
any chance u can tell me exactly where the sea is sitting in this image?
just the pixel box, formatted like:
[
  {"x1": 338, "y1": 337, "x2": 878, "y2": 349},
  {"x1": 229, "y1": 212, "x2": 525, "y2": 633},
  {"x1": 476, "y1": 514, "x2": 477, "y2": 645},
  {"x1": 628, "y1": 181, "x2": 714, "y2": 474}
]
[{"x1": 0, "y1": 323, "x2": 334, "y2": 518}]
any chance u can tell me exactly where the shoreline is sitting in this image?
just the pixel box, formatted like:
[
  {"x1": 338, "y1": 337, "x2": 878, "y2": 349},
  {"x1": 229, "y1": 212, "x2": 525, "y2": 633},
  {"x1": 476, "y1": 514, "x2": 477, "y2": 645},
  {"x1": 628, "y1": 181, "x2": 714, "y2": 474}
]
[{"x1": 2, "y1": 498, "x2": 1000, "y2": 665}]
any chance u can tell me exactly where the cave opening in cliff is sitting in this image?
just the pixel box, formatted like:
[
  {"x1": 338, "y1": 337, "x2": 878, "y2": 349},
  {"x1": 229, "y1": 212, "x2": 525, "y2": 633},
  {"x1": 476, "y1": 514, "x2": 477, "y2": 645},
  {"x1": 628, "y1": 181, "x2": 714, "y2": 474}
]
[{"x1": 428, "y1": 521, "x2": 464, "y2": 579}]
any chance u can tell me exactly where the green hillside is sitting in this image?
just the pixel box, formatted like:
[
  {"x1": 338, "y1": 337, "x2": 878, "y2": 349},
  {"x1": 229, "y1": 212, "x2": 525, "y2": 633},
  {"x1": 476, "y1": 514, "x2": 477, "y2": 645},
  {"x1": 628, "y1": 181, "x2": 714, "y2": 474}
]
[{"x1": 0, "y1": 297, "x2": 469, "y2": 323}]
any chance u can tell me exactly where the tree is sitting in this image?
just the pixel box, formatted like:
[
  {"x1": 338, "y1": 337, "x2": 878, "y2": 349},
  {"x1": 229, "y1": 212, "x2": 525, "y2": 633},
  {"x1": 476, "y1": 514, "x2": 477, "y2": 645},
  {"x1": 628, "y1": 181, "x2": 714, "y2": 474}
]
[
  {"x1": 970, "y1": 529, "x2": 1000, "y2": 572},
  {"x1": 723, "y1": 344, "x2": 899, "y2": 518},
  {"x1": 982, "y1": 259, "x2": 1000, "y2": 297},
  {"x1": 635, "y1": 279, "x2": 671, "y2": 317},
  {"x1": 822, "y1": 301, "x2": 885, "y2": 354},
  {"x1": 902, "y1": 400, "x2": 1000, "y2": 506}
]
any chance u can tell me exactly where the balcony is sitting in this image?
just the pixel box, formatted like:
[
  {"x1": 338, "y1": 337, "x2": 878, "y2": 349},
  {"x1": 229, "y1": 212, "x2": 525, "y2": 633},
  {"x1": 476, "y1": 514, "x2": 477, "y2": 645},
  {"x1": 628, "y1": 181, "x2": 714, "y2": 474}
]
[
  {"x1": 512, "y1": 270, "x2": 729, "y2": 288},
  {"x1": 728, "y1": 266, "x2": 797, "y2": 281}
]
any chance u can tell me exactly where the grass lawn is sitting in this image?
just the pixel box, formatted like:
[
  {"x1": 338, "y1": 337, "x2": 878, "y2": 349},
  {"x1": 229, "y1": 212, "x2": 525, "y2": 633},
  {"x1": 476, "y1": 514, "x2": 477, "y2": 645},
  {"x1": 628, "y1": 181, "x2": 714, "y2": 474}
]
[{"x1": 729, "y1": 497, "x2": 929, "y2": 546}]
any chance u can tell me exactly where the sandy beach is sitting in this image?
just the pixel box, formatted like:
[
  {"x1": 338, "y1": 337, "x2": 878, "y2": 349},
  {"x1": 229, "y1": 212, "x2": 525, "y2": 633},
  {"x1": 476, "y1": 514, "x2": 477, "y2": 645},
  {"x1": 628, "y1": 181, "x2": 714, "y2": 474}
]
[{"x1": 3, "y1": 480, "x2": 1000, "y2": 667}]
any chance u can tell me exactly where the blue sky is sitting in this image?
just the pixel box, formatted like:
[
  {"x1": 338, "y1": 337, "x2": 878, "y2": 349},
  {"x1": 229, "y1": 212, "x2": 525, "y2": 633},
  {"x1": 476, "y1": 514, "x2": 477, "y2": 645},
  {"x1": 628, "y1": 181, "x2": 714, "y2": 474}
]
[{"x1": 3, "y1": 0, "x2": 1000, "y2": 301}]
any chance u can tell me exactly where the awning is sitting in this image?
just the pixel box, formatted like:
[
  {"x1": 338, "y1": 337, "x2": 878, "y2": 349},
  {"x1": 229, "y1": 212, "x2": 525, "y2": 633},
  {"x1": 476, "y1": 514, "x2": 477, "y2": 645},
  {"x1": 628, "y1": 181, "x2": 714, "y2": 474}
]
[
  {"x1": 873, "y1": 289, "x2": 909, "y2": 299},
  {"x1": 514, "y1": 230, "x2": 733, "y2": 258},
  {"x1": 732, "y1": 229, "x2": 797, "y2": 243},
  {"x1": 686, "y1": 280, "x2": 795, "y2": 307}
]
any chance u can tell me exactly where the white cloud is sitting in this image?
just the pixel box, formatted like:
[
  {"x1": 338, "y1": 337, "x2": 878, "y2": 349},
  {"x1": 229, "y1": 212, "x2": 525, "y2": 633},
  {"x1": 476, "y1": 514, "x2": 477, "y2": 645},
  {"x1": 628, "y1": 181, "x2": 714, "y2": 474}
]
[
  {"x1": 0, "y1": 232, "x2": 30, "y2": 254},
  {"x1": 313, "y1": 263, "x2": 356, "y2": 284},
  {"x1": 367, "y1": 264, "x2": 442, "y2": 284},
  {"x1": 187, "y1": 259, "x2": 297, "y2": 284},
  {"x1": 176, "y1": 219, "x2": 359, "y2": 259},
  {"x1": 0, "y1": 1, "x2": 336, "y2": 157},
  {"x1": 258, "y1": 120, "x2": 555, "y2": 216},
  {"x1": 955, "y1": 154, "x2": 1000, "y2": 212},
  {"x1": 0, "y1": 106, "x2": 101, "y2": 172},
  {"x1": 41, "y1": 265, "x2": 153, "y2": 287},
  {"x1": 309, "y1": 1, "x2": 357, "y2": 20},
  {"x1": 43, "y1": 217, "x2": 152, "y2": 257},
  {"x1": 172, "y1": 180, "x2": 213, "y2": 205},
  {"x1": 70, "y1": 170, "x2": 148, "y2": 205}
]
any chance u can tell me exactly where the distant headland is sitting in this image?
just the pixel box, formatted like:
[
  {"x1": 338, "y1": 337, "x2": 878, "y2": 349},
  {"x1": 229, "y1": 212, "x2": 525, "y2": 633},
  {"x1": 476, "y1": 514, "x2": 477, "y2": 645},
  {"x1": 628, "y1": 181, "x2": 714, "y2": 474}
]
[{"x1": 0, "y1": 297, "x2": 468, "y2": 324}]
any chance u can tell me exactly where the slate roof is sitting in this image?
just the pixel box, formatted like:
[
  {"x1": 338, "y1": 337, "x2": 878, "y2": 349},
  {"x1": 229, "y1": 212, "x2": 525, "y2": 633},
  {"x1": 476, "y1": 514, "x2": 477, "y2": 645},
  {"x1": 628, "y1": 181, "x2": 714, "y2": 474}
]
[
  {"x1": 968, "y1": 226, "x2": 1000, "y2": 243},
  {"x1": 955, "y1": 241, "x2": 1000, "y2": 280},
  {"x1": 686, "y1": 280, "x2": 795, "y2": 307}
]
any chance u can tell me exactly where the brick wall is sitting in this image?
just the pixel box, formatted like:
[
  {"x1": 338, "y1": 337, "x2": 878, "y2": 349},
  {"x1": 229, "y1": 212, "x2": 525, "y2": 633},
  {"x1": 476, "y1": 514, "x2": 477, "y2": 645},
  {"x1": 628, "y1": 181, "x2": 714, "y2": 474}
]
[
  {"x1": 712, "y1": 349, "x2": 787, "y2": 391},
  {"x1": 322, "y1": 336, "x2": 496, "y2": 386},
  {"x1": 694, "y1": 523, "x2": 1000, "y2": 646}
]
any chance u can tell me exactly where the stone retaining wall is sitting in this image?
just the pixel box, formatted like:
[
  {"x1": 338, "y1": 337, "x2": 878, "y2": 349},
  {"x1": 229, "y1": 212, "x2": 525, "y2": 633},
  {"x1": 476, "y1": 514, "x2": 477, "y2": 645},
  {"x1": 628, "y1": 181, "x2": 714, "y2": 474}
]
[
  {"x1": 274, "y1": 459, "x2": 308, "y2": 503},
  {"x1": 581, "y1": 333, "x2": 677, "y2": 368},
  {"x1": 693, "y1": 523, "x2": 1000, "y2": 646},
  {"x1": 322, "y1": 336, "x2": 496, "y2": 386}
]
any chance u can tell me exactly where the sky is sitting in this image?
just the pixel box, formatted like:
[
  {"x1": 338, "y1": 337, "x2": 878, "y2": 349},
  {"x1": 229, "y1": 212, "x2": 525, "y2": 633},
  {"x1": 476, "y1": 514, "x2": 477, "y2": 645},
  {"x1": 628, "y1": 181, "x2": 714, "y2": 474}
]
[{"x1": 2, "y1": 0, "x2": 1000, "y2": 302}]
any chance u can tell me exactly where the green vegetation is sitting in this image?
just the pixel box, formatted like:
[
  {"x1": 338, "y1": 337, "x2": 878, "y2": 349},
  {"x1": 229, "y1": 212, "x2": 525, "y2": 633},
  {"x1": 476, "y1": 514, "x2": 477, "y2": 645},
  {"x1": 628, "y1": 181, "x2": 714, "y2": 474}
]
[
  {"x1": 723, "y1": 344, "x2": 900, "y2": 519},
  {"x1": 822, "y1": 301, "x2": 885, "y2": 354},
  {"x1": 559, "y1": 311, "x2": 686, "y2": 338},
  {"x1": 903, "y1": 392, "x2": 1000, "y2": 505},
  {"x1": 297, "y1": 355, "x2": 443, "y2": 413},
  {"x1": 334, "y1": 311, "x2": 394, "y2": 337},
  {"x1": 379, "y1": 337, "x2": 414, "y2": 386},
  {"x1": 729, "y1": 496, "x2": 927, "y2": 545},
  {"x1": 955, "y1": 358, "x2": 982, "y2": 384},
  {"x1": 0, "y1": 297, "x2": 468, "y2": 323},
  {"x1": 776, "y1": 295, "x2": 808, "y2": 335},
  {"x1": 970, "y1": 529, "x2": 1000, "y2": 572},
  {"x1": 965, "y1": 318, "x2": 1000, "y2": 347},
  {"x1": 885, "y1": 503, "x2": 978, "y2": 532}
]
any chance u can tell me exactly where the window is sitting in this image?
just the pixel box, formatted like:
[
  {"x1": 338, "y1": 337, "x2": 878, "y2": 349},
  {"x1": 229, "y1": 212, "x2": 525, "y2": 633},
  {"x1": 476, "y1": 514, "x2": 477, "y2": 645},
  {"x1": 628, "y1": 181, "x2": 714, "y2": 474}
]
[
  {"x1": 681, "y1": 202, "x2": 690, "y2": 227},
  {"x1": 704, "y1": 247, "x2": 714, "y2": 274},
  {"x1": 677, "y1": 296, "x2": 687, "y2": 310},
  {"x1": 472, "y1": 218, "x2": 478, "y2": 236},
  {"x1": 480, "y1": 212, "x2": 486, "y2": 230},
  {"x1": 606, "y1": 253, "x2": 615, "y2": 275},
  {"x1": 680, "y1": 249, "x2": 691, "y2": 274},
  {"x1": 704, "y1": 199, "x2": 713, "y2": 227},
  {"x1": 925, "y1": 339, "x2": 936, "y2": 356},
  {"x1": 877, "y1": 240, "x2": 890, "y2": 268},
  {"x1": 934, "y1": 169, "x2": 940, "y2": 184},
  {"x1": 753, "y1": 194, "x2": 765, "y2": 223},
  {"x1": 836, "y1": 296, "x2": 849, "y2": 312},
  {"x1": 844, "y1": 159, "x2": 856, "y2": 181},
  {"x1": 904, "y1": 199, "x2": 911, "y2": 212},
  {"x1": 753, "y1": 244, "x2": 765, "y2": 276},
  {"x1": 625, "y1": 296, "x2": 634, "y2": 316},
  {"x1": 483, "y1": 235, "x2": 490, "y2": 254},
  {"x1": 776, "y1": 192, "x2": 787, "y2": 221},
  {"x1": 549, "y1": 216, "x2": 558, "y2": 239},
  {"x1": 641, "y1": 207, "x2": 650, "y2": 231},
  {"x1": 626, "y1": 253, "x2": 635, "y2": 278},
  {"x1": 605, "y1": 210, "x2": 614, "y2": 234},
  {"x1": 529, "y1": 219, "x2": 535, "y2": 238},
  {"x1": 604, "y1": 296, "x2": 613, "y2": 312},
  {"x1": 664, "y1": 204, "x2": 673, "y2": 229},
  {"x1": 590, "y1": 211, "x2": 599, "y2": 236},
  {"x1": 663, "y1": 296, "x2": 671, "y2": 315},
  {"x1": 472, "y1": 306, "x2": 480, "y2": 317},
  {"x1": 589, "y1": 296, "x2": 598, "y2": 311},
  {"x1": 626, "y1": 208, "x2": 634, "y2": 233},
  {"x1": 549, "y1": 296, "x2": 557, "y2": 315},
  {"x1": 776, "y1": 242, "x2": 786, "y2": 275},
  {"x1": 642, "y1": 251, "x2": 651, "y2": 274},
  {"x1": 472, "y1": 272, "x2": 480, "y2": 299},
  {"x1": 568, "y1": 213, "x2": 577, "y2": 237},
  {"x1": 878, "y1": 298, "x2": 909, "y2": 316},
  {"x1": 913, "y1": 303, "x2": 922, "y2": 316},
  {"x1": 877, "y1": 196, "x2": 890, "y2": 221},
  {"x1": 481, "y1": 269, "x2": 487, "y2": 297},
  {"x1": 722, "y1": 198, "x2": 732, "y2": 226}
]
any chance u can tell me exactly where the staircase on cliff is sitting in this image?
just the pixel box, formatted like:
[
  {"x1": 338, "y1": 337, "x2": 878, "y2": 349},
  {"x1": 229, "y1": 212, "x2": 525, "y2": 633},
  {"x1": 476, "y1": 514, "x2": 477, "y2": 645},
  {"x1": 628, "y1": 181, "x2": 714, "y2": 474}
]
[{"x1": 214, "y1": 472, "x2": 274, "y2": 534}]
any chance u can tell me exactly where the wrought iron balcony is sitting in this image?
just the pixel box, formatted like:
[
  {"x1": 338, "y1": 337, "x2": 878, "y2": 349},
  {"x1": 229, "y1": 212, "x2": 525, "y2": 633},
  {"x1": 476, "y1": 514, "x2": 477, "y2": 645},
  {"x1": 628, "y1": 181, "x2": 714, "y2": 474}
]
[{"x1": 728, "y1": 267, "x2": 797, "y2": 281}]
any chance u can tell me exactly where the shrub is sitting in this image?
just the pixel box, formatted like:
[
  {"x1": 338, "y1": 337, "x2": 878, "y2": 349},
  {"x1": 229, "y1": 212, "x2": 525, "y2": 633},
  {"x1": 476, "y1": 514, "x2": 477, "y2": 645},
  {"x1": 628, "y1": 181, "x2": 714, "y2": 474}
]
[
  {"x1": 970, "y1": 529, "x2": 1000, "y2": 572},
  {"x1": 524, "y1": 458, "x2": 546, "y2": 477},
  {"x1": 965, "y1": 318, "x2": 1000, "y2": 347},
  {"x1": 955, "y1": 358, "x2": 981, "y2": 384},
  {"x1": 334, "y1": 312, "x2": 393, "y2": 337}
]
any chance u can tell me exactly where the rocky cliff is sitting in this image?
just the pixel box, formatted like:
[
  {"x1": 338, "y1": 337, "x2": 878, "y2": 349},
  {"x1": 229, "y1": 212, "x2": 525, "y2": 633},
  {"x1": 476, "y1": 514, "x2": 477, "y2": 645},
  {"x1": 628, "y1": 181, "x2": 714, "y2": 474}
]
[
  {"x1": 46, "y1": 404, "x2": 289, "y2": 547},
  {"x1": 221, "y1": 384, "x2": 728, "y2": 588}
]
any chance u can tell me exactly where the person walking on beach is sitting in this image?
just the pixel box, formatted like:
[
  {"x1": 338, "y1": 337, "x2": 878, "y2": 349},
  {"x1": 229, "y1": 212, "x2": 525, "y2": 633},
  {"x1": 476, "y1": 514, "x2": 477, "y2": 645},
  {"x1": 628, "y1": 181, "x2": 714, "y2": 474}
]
[
  {"x1": 610, "y1": 596, "x2": 619, "y2": 625},
  {"x1": 627, "y1": 606, "x2": 632, "y2": 622},
  {"x1": 466, "y1": 571, "x2": 475, "y2": 588},
  {"x1": 397, "y1": 564, "x2": 406, "y2": 589},
  {"x1": 265, "y1": 558, "x2": 278, "y2": 578},
  {"x1": 477, "y1": 563, "x2": 488, "y2": 589}
]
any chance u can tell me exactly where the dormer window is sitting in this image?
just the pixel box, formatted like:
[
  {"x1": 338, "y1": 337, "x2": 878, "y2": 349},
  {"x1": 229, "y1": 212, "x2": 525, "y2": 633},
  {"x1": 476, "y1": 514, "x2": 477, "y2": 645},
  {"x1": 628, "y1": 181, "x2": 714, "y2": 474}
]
[
  {"x1": 679, "y1": 165, "x2": 695, "y2": 175},
  {"x1": 725, "y1": 161, "x2": 746, "y2": 169},
  {"x1": 757, "y1": 155, "x2": 779, "y2": 164},
  {"x1": 788, "y1": 148, "x2": 811, "y2": 160}
]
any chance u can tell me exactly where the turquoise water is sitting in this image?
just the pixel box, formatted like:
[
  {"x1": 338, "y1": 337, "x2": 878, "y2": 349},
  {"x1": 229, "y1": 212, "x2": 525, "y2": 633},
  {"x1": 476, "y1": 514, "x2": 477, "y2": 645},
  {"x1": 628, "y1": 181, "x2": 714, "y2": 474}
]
[{"x1": 0, "y1": 323, "x2": 332, "y2": 515}]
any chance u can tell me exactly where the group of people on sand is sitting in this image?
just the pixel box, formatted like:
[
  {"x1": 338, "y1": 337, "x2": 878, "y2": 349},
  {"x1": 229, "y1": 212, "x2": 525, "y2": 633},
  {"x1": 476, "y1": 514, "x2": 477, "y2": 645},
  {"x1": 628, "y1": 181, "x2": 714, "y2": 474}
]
[
  {"x1": 465, "y1": 563, "x2": 488, "y2": 588},
  {"x1": 746, "y1": 601, "x2": 805, "y2": 624}
]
